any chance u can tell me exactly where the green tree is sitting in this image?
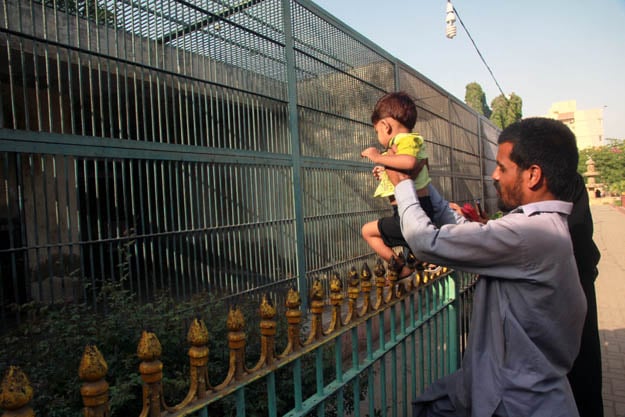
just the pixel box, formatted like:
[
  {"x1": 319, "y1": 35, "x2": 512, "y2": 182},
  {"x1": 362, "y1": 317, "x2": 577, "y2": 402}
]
[
  {"x1": 489, "y1": 93, "x2": 523, "y2": 129},
  {"x1": 464, "y1": 82, "x2": 491, "y2": 117},
  {"x1": 506, "y1": 93, "x2": 523, "y2": 125},
  {"x1": 578, "y1": 141, "x2": 625, "y2": 195},
  {"x1": 489, "y1": 95, "x2": 508, "y2": 129}
]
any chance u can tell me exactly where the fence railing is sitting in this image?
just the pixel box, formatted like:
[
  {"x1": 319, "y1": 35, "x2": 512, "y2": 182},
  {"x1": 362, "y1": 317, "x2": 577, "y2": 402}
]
[{"x1": 0, "y1": 262, "x2": 478, "y2": 417}]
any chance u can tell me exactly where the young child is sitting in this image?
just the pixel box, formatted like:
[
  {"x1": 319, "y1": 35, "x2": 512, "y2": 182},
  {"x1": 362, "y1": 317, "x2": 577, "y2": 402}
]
[{"x1": 361, "y1": 91, "x2": 434, "y2": 278}]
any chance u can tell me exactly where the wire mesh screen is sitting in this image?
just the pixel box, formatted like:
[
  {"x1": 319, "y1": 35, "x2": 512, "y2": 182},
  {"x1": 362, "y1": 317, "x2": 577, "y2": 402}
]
[
  {"x1": 1, "y1": 0, "x2": 498, "y2": 327},
  {"x1": 480, "y1": 118, "x2": 500, "y2": 214},
  {"x1": 399, "y1": 66, "x2": 449, "y2": 120}
]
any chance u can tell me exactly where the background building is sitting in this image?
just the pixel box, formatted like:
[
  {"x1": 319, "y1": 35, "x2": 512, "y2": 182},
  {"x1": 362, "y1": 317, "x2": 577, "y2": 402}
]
[{"x1": 546, "y1": 100, "x2": 604, "y2": 149}]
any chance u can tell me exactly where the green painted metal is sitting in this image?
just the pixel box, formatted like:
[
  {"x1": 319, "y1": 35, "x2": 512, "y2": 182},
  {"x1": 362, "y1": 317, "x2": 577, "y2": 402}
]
[
  {"x1": 281, "y1": 0, "x2": 309, "y2": 310},
  {"x1": 448, "y1": 274, "x2": 460, "y2": 372},
  {"x1": 236, "y1": 388, "x2": 245, "y2": 417},
  {"x1": 294, "y1": 358, "x2": 303, "y2": 412},
  {"x1": 267, "y1": 371, "x2": 277, "y2": 417}
]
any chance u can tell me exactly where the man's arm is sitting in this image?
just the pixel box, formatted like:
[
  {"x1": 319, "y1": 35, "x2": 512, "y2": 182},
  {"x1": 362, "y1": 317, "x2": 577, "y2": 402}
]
[
  {"x1": 386, "y1": 170, "x2": 537, "y2": 276},
  {"x1": 382, "y1": 165, "x2": 464, "y2": 227}
]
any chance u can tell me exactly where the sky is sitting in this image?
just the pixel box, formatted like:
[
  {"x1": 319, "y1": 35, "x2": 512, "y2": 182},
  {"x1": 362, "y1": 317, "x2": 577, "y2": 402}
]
[{"x1": 312, "y1": 0, "x2": 625, "y2": 140}]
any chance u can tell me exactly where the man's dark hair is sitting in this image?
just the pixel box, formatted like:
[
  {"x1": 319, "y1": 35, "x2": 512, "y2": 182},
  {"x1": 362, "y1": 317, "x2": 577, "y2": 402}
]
[
  {"x1": 371, "y1": 91, "x2": 417, "y2": 129},
  {"x1": 498, "y1": 117, "x2": 579, "y2": 200}
]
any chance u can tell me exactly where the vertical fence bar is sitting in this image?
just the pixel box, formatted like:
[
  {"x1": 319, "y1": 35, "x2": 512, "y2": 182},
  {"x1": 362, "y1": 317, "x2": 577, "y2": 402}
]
[
  {"x1": 366, "y1": 318, "x2": 375, "y2": 417},
  {"x1": 351, "y1": 326, "x2": 361, "y2": 417},
  {"x1": 294, "y1": 357, "x2": 303, "y2": 412},
  {"x1": 448, "y1": 273, "x2": 460, "y2": 371},
  {"x1": 315, "y1": 348, "x2": 325, "y2": 417},
  {"x1": 280, "y1": 0, "x2": 307, "y2": 308},
  {"x1": 390, "y1": 306, "x2": 398, "y2": 417},
  {"x1": 335, "y1": 337, "x2": 344, "y2": 417},
  {"x1": 236, "y1": 388, "x2": 245, "y2": 417},
  {"x1": 267, "y1": 371, "x2": 277, "y2": 417}
]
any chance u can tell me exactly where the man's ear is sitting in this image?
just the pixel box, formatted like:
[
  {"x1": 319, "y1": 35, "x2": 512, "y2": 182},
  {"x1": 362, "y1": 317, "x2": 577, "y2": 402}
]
[{"x1": 527, "y1": 165, "x2": 544, "y2": 190}]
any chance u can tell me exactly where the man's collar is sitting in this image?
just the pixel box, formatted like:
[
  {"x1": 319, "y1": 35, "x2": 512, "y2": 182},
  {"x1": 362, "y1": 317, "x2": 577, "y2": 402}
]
[{"x1": 514, "y1": 200, "x2": 573, "y2": 216}]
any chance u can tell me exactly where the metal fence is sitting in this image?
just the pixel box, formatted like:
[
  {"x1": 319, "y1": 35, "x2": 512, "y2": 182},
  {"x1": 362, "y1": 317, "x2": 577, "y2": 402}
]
[
  {"x1": 0, "y1": 265, "x2": 479, "y2": 417},
  {"x1": 0, "y1": 0, "x2": 499, "y2": 327}
]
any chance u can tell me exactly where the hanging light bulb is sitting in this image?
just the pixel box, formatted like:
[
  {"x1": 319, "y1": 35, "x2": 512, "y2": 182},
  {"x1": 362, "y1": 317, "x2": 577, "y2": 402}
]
[{"x1": 446, "y1": 0, "x2": 457, "y2": 39}]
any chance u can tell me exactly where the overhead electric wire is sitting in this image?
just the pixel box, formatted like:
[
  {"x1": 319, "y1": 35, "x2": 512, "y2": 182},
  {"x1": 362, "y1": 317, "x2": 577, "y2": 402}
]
[{"x1": 452, "y1": 5, "x2": 508, "y2": 101}]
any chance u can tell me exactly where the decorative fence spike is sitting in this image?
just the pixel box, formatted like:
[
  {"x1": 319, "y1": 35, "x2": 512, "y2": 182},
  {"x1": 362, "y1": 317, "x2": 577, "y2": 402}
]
[
  {"x1": 325, "y1": 272, "x2": 344, "y2": 334},
  {"x1": 171, "y1": 318, "x2": 211, "y2": 411},
  {"x1": 396, "y1": 253, "x2": 414, "y2": 297},
  {"x1": 373, "y1": 259, "x2": 387, "y2": 310},
  {"x1": 249, "y1": 294, "x2": 277, "y2": 372},
  {"x1": 187, "y1": 318, "x2": 211, "y2": 395},
  {"x1": 413, "y1": 269, "x2": 422, "y2": 288},
  {"x1": 78, "y1": 345, "x2": 110, "y2": 417},
  {"x1": 386, "y1": 255, "x2": 401, "y2": 287},
  {"x1": 406, "y1": 251, "x2": 418, "y2": 271},
  {"x1": 345, "y1": 267, "x2": 360, "y2": 324},
  {"x1": 281, "y1": 288, "x2": 303, "y2": 356},
  {"x1": 0, "y1": 366, "x2": 35, "y2": 417},
  {"x1": 214, "y1": 306, "x2": 247, "y2": 390},
  {"x1": 304, "y1": 279, "x2": 325, "y2": 345},
  {"x1": 137, "y1": 331, "x2": 165, "y2": 417},
  {"x1": 359, "y1": 263, "x2": 373, "y2": 315}
]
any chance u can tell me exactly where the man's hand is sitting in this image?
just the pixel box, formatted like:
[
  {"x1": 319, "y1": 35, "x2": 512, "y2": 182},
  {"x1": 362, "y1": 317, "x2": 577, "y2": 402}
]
[
  {"x1": 384, "y1": 146, "x2": 421, "y2": 186},
  {"x1": 372, "y1": 165, "x2": 385, "y2": 180},
  {"x1": 385, "y1": 168, "x2": 412, "y2": 186}
]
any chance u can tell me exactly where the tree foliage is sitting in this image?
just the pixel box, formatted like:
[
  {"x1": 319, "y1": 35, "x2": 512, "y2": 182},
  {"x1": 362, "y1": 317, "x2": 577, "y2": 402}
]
[
  {"x1": 464, "y1": 82, "x2": 491, "y2": 117},
  {"x1": 578, "y1": 140, "x2": 625, "y2": 195},
  {"x1": 463, "y1": 83, "x2": 523, "y2": 128},
  {"x1": 489, "y1": 93, "x2": 523, "y2": 129}
]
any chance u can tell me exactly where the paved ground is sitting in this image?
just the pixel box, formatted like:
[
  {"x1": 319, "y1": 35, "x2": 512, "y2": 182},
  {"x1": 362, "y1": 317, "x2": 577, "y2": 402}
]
[{"x1": 592, "y1": 204, "x2": 625, "y2": 417}]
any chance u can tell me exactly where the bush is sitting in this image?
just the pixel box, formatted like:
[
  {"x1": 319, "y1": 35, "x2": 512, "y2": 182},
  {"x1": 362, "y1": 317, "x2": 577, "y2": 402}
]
[
  {"x1": 0, "y1": 279, "x2": 249, "y2": 416},
  {"x1": 0, "y1": 279, "x2": 363, "y2": 416}
]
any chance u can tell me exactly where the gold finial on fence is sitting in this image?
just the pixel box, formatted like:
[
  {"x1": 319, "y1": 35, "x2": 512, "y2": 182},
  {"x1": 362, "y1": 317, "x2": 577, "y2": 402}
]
[
  {"x1": 413, "y1": 269, "x2": 422, "y2": 288},
  {"x1": 249, "y1": 295, "x2": 277, "y2": 371},
  {"x1": 137, "y1": 331, "x2": 165, "y2": 417},
  {"x1": 401, "y1": 253, "x2": 416, "y2": 293},
  {"x1": 304, "y1": 279, "x2": 325, "y2": 344},
  {"x1": 78, "y1": 345, "x2": 110, "y2": 417},
  {"x1": 359, "y1": 263, "x2": 373, "y2": 315},
  {"x1": 281, "y1": 288, "x2": 302, "y2": 356},
  {"x1": 373, "y1": 258, "x2": 387, "y2": 310},
  {"x1": 174, "y1": 318, "x2": 211, "y2": 408},
  {"x1": 422, "y1": 266, "x2": 430, "y2": 285},
  {"x1": 228, "y1": 306, "x2": 246, "y2": 381},
  {"x1": 214, "y1": 307, "x2": 246, "y2": 389},
  {"x1": 325, "y1": 272, "x2": 344, "y2": 333},
  {"x1": 393, "y1": 254, "x2": 413, "y2": 298},
  {"x1": 0, "y1": 366, "x2": 35, "y2": 417},
  {"x1": 345, "y1": 267, "x2": 360, "y2": 324}
]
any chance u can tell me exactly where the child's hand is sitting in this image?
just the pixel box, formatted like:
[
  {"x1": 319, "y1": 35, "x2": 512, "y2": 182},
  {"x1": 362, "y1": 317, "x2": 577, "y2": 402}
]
[
  {"x1": 361, "y1": 147, "x2": 380, "y2": 162},
  {"x1": 372, "y1": 165, "x2": 385, "y2": 180}
]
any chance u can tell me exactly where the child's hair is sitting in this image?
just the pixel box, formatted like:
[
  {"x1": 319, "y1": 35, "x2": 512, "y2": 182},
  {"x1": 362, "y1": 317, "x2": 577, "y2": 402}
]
[{"x1": 370, "y1": 91, "x2": 417, "y2": 130}]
